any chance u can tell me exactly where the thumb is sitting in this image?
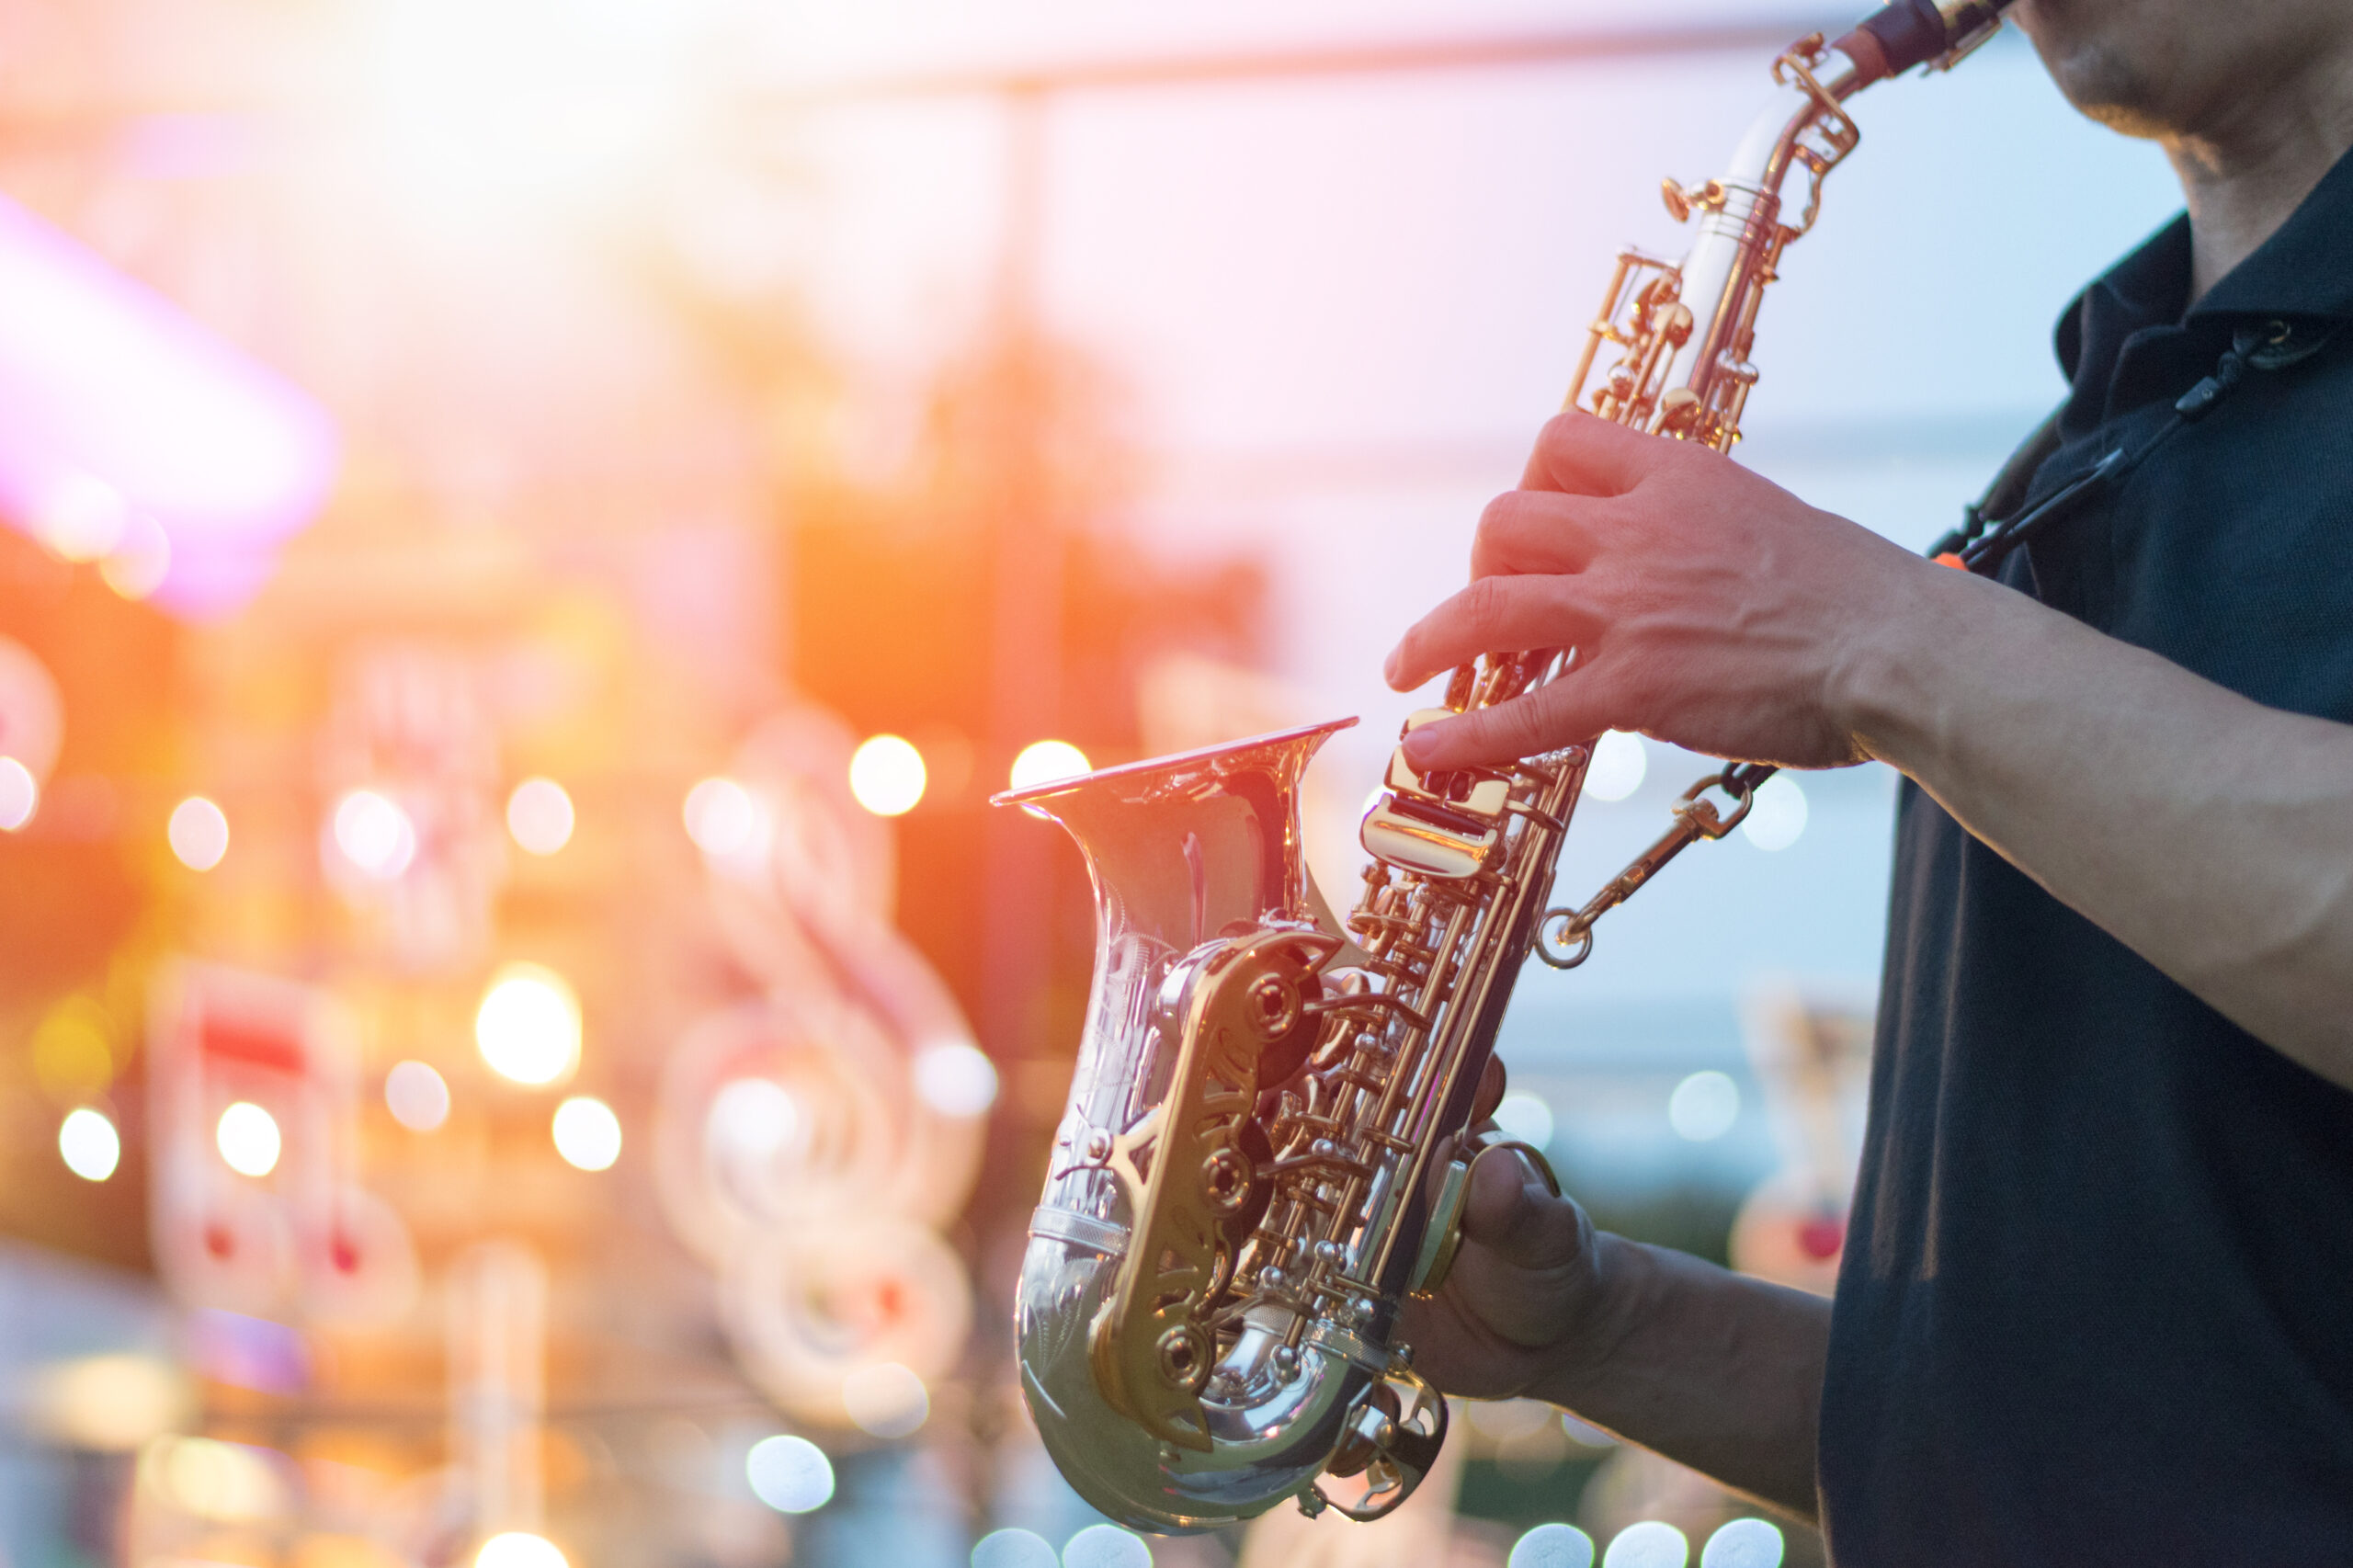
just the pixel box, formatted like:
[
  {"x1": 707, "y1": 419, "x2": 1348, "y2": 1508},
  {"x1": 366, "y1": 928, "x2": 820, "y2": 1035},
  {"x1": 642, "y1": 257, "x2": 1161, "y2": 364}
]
[{"x1": 1458, "y1": 1143, "x2": 1587, "y2": 1275}]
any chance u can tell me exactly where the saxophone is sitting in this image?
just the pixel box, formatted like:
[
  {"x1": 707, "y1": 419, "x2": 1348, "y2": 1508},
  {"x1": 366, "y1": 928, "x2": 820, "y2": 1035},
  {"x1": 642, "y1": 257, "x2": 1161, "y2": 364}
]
[{"x1": 996, "y1": 0, "x2": 2012, "y2": 1532}]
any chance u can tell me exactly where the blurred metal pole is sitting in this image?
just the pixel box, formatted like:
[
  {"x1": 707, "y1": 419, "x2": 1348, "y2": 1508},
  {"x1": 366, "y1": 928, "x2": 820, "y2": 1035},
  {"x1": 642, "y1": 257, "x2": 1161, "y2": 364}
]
[
  {"x1": 980, "y1": 85, "x2": 1064, "y2": 1065},
  {"x1": 449, "y1": 1240, "x2": 548, "y2": 1543}
]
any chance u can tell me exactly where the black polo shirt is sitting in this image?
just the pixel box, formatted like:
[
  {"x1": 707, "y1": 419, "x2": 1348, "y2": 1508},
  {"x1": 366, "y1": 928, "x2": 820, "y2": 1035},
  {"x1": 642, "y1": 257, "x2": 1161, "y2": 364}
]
[{"x1": 1817, "y1": 148, "x2": 2353, "y2": 1562}]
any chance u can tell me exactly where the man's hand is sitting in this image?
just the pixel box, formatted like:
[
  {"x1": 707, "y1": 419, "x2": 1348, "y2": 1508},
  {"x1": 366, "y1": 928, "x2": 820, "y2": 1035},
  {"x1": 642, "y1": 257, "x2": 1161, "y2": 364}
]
[
  {"x1": 1382, "y1": 411, "x2": 1944, "y2": 775},
  {"x1": 1395, "y1": 1136, "x2": 1614, "y2": 1403},
  {"x1": 1398, "y1": 1055, "x2": 1833, "y2": 1517}
]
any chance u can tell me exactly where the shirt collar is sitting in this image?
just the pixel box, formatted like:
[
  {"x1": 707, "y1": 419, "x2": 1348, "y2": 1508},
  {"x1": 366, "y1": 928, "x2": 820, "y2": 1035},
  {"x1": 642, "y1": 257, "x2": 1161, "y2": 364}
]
[{"x1": 2055, "y1": 139, "x2": 2353, "y2": 384}]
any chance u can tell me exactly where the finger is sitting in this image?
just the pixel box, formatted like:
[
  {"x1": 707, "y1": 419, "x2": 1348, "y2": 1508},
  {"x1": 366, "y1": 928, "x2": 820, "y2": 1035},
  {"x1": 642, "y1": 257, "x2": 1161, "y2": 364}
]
[
  {"x1": 1383, "y1": 574, "x2": 1601, "y2": 692},
  {"x1": 1400, "y1": 657, "x2": 1626, "y2": 770},
  {"x1": 1471, "y1": 1055, "x2": 1507, "y2": 1125},
  {"x1": 1457, "y1": 1143, "x2": 1585, "y2": 1273},
  {"x1": 1470, "y1": 489, "x2": 1605, "y2": 581},
  {"x1": 1525, "y1": 410, "x2": 1679, "y2": 497}
]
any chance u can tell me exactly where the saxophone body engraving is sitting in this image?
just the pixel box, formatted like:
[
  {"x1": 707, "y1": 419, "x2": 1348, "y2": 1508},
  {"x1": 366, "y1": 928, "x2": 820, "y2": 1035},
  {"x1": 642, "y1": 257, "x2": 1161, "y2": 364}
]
[{"x1": 999, "y1": 0, "x2": 2014, "y2": 1532}]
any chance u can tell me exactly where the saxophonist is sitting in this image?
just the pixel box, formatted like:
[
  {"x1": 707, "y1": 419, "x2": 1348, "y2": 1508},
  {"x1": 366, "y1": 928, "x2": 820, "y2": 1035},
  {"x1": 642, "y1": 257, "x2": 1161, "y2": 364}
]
[{"x1": 1388, "y1": 0, "x2": 2353, "y2": 1558}]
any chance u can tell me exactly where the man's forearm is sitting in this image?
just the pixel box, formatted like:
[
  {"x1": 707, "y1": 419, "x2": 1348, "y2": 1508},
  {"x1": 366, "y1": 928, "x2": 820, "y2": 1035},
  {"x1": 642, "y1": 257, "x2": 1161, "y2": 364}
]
[
  {"x1": 1838, "y1": 562, "x2": 2353, "y2": 1089},
  {"x1": 1537, "y1": 1232, "x2": 1831, "y2": 1520}
]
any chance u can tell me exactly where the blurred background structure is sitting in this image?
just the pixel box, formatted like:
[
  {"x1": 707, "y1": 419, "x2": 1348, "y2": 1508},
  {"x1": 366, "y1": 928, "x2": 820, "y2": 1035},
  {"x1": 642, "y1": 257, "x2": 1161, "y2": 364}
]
[{"x1": 0, "y1": 1, "x2": 2179, "y2": 1565}]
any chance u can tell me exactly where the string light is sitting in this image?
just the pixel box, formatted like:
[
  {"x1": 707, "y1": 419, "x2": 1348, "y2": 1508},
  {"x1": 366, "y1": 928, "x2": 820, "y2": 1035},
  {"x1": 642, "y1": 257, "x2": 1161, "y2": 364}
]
[
  {"x1": 58, "y1": 1108, "x2": 120, "y2": 1182},
  {"x1": 1008, "y1": 740, "x2": 1090, "y2": 793},
  {"x1": 332, "y1": 790, "x2": 416, "y2": 879},
  {"x1": 1741, "y1": 775, "x2": 1808, "y2": 852},
  {"x1": 474, "y1": 1533, "x2": 567, "y2": 1568},
  {"x1": 0, "y1": 756, "x2": 38, "y2": 831},
  {"x1": 551, "y1": 1096, "x2": 621, "y2": 1171},
  {"x1": 1062, "y1": 1525, "x2": 1153, "y2": 1568},
  {"x1": 506, "y1": 778, "x2": 574, "y2": 855},
  {"x1": 1510, "y1": 1524, "x2": 1597, "y2": 1568},
  {"x1": 914, "y1": 1042, "x2": 998, "y2": 1117},
  {"x1": 848, "y1": 734, "x2": 926, "y2": 816},
  {"x1": 384, "y1": 1061, "x2": 450, "y2": 1132},
  {"x1": 474, "y1": 963, "x2": 582, "y2": 1086},
  {"x1": 1584, "y1": 731, "x2": 1647, "y2": 802},
  {"x1": 1667, "y1": 1071, "x2": 1741, "y2": 1143},
  {"x1": 216, "y1": 1102, "x2": 281, "y2": 1177},
  {"x1": 683, "y1": 777, "x2": 760, "y2": 857},
  {"x1": 168, "y1": 796, "x2": 230, "y2": 870},
  {"x1": 1493, "y1": 1091, "x2": 1555, "y2": 1152},
  {"x1": 1602, "y1": 1521, "x2": 1688, "y2": 1568},
  {"x1": 745, "y1": 1435, "x2": 834, "y2": 1513}
]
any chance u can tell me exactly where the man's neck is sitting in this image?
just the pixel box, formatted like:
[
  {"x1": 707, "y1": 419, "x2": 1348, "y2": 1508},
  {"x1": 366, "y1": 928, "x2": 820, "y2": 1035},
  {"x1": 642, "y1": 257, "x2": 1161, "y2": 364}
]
[{"x1": 2165, "y1": 52, "x2": 2353, "y2": 302}]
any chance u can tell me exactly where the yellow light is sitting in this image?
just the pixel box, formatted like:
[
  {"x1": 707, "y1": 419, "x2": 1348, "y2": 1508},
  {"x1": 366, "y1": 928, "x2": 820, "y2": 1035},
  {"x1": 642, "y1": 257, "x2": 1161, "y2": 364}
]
[
  {"x1": 847, "y1": 734, "x2": 926, "y2": 817},
  {"x1": 217, "y1": 1101, "x2": 282, "y2": 1177},
  {"x1": 683, "y1": 776, "x2": 761, "y2": 857},
  {"x1": 551, "y1": 1096, "x2": 621, "y2": 1171},
  {"x1": 169, "y1": 796, "x2": 231, "y2": 870},
  {"x1": 143, "y1": 1434, "x2": 290, "y2": 1522},
  {"x1": 506, "y1": 777, "x2": 574, "y2": 855},
  {"x1": 25, "y1": 1353, "x2": 188, "y2": 1450},
  {"x1": 0, "y1": 756, "x2": 37, "y2": 831},
  {"x1": 475, "y1": 1532, "x2": 569, "y2": 1568},
  {"x1": 475, "y1": 963, "x2": 582, "y2": 1086},
  {"x1": 59, "y1": 1108, "x2": 120, "y2": 1181},
  {"x1": 1008, "y1": 740, "x2": 1091, "y2": 793}
]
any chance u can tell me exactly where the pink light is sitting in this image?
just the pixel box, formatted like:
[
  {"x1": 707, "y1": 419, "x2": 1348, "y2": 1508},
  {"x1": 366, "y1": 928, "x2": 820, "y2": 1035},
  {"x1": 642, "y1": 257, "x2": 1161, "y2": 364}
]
[{"x1": 0, "y1": 191, "x2": 337, "y2": 619}]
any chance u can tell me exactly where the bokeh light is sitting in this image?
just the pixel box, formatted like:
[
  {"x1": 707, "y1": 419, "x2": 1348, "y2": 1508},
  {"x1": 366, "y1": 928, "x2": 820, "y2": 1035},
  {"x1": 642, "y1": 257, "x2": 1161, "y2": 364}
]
[
  {"x1": 914, "y1": 1041, "x2": 998, "y2": 1117},
  {"x1": 144, "y1": 1434, "x2": 290, "y2": 1522},
  {"x1": 384, "y1": 1060, "x2": 450, "y2": 1132},
  {"x1": 1603, "y1": 1521, "x2": 1688, "y2": 1568},
  {"x1": 506, "y1": 777, "x2": 575, "y2": 855},
  {"x1": 971, "y1": 1529, "x2": 1059, "y2": 1568},
  {"x1": 1511, "y1": 1523, "x2": 1597, "y2": 1568},
  {"x1": 1699, "y1": 1518, "x2": 1785, "y2": 1568},
  {"x1": 58, "y1": 1108, "x2": 120, "y2": 1181},
  {"x1": 168, "y1": 796, "x2": 230, "y2": 870},
  {"x1": 98, "y1": 511, "x2": 171, "y2": 600},
  {"x1": 1493, "y1": 1090, "x2": 1555, "y2": 1152},
  {"x1": 745, "y1": 1434, "x2": 834, "y2": 1513},
  {"x1": 332, "y1": 789, "x2": 416, "y2": 879},
  {"x1": 474, "y1": 963, "x2": 583, "y2": 1086},
  {"x1": 1584, "y1": 730, "x2": 1647, "y2": 802},
  {"x1": 842, "y1": 1361, "x2": 929, "y2": 1437},
  {"x1": 552, "y1": 1096, "x2": 622, "y2": 1170},
  {"x1": 848, "y1": 733, "x2": 926, "y2": 816},
  {"x1": 474, "y1": 1533, "x2": 568, "y2": 1568},
  {"x1": 1667, "y1": 1071, "x2": 1741, "y2": 1143},
  {"x1": 36, "y1": 472, "x2": 130, "y2": 561},
  {"x1": 708, "y1": 1077, "x2": 799, "y2": 1160},
  {"x1": 683, "y1": 776, "x2": 761, "y2": 857},
  {"x1": 1007, "y1": 739, "x2": 1090, "y2": 793},
  {"x1": 1741, "y1": 775, "x2": 1808, "y2": 852},
  {"x1": 216, "y1": 1101, "x2": 281, "y2": 1177},
  {"x1": 0, "y1": 756, "x2": 38, "y2": 830},
  {"x1": 1062, "y1": 1525, "x2": 1152, "y2": 1568}
]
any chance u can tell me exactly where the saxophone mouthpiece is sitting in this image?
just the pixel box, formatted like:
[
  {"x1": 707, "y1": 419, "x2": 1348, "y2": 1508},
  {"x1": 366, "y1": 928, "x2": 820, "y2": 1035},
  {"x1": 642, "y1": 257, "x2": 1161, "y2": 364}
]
[{"x1": 1834, "y1": 0, "x2": 2012, "y2": 84}]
